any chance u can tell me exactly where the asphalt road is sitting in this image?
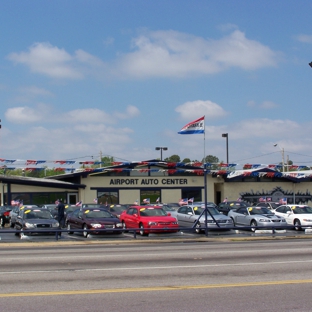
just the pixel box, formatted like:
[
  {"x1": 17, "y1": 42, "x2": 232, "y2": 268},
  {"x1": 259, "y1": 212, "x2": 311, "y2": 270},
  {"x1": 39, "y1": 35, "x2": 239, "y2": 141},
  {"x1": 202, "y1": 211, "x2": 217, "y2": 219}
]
[{"x1": 0, "y1": 239, "x2": 312, "y2": 312}]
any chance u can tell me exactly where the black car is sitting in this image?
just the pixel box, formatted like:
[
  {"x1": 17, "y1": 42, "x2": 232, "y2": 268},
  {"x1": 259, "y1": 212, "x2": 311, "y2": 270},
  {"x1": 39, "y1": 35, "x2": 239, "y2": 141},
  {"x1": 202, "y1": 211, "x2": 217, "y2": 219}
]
[
  {"x1": 0, "y1": 205, "x2": 14, "y2": 227},
  {"x1": 217, "y1": 201, "x2": 248, "y2": 215},
  {"x1": 14, "y1": 207, "x2": 60, "y2": 237}
]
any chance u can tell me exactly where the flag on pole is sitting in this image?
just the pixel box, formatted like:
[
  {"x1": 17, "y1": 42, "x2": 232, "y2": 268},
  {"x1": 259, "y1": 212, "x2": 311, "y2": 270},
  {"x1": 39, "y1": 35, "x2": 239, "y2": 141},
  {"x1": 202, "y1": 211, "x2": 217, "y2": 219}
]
[
  {"x1": 93, "y1": 198, "x2": 98, "y2": 204},
  {"x1": 178, "y1": 116, "x2": 205, "y2": 134},
  {"x1": 143, "y1": 198, "x2": 150, "y2": 204},
  {"x1": 179, "y1": 198, "x2": 188, "y2": 206},
  {"x1": 75, "y1": 201, "x2": 82, "y2": 206}
]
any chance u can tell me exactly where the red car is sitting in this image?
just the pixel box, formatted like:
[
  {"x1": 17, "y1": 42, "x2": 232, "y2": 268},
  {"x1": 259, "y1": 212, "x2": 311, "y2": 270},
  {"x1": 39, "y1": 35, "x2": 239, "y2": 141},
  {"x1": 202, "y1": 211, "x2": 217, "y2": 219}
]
[{"x1": 120, "y1": 205, "x2": 179, "y2": 236}]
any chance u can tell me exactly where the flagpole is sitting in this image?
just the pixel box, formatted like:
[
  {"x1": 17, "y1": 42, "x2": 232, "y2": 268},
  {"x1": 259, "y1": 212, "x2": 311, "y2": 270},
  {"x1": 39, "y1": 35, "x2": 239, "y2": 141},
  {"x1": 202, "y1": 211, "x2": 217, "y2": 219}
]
[{"x1": 203, "y1": 115, "x2": 208, "y2": 237}]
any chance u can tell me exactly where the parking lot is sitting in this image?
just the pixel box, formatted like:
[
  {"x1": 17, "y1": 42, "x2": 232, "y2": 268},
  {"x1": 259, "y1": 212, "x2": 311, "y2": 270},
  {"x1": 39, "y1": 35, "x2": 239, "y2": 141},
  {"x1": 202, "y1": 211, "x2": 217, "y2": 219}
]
[{"x1": 0, "y1": 224, "x2": 311, "y2": 243}]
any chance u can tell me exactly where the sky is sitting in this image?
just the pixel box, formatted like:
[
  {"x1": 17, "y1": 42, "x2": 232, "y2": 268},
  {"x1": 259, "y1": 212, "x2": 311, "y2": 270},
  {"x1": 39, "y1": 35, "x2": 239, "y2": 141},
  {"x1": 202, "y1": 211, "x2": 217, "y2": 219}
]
[{"x1": 1, "y1": 0, "x2": 312, "y2": 170}]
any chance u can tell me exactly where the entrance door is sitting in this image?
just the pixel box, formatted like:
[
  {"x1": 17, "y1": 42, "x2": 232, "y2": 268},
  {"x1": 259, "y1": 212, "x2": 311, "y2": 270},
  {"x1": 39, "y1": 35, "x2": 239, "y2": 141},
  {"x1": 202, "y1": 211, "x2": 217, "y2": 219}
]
[{"x1": 67, "y1": 193, "x2": 78, "y2": 205}]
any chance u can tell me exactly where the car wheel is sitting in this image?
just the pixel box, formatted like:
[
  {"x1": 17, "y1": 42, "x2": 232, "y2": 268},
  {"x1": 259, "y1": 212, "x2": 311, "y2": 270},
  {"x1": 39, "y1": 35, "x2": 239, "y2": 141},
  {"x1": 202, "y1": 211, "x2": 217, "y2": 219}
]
[
  {"x1": 294, "y1": 219, "x2": 302, "y2": 231},
  {"x1": 195, "y1": 222, "x2": 202, "y2": 234},
  {"x1": 139, "y1": 223, "x2": 149, "y2": 236},
  {"x1": 67, "y1": 223, "x2": 74, "y2": 234},
  {"x1": 250, "y1": 220, "x2": 257, "y2": 232},
  {"x1": 231, "y1": 217, "x2": 235, "y2": 226},
  {"x1": 83, "y1": 224, "x2": 88, "y2": 237},
  {"x1": 122, "y1": 221, "x2": 128, "y2": 233}
]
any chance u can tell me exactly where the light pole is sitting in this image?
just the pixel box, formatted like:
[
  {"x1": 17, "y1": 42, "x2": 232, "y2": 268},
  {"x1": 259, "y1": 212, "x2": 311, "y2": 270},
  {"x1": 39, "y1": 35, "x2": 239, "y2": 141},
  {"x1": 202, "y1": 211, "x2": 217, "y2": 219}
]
[
  {"x1": 222, "y1": 133, "x2": 229, "y2": 164},
  {"x1": 155, "y1": 147, "x2": 168, "y2": 161},
  {"x1": 274, "y1": 143, "x2": 285, "y2": 172}
]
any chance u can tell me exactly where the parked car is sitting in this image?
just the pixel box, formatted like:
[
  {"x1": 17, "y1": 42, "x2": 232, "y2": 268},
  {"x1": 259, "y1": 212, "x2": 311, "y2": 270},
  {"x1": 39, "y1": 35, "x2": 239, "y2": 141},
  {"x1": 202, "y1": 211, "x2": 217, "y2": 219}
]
[
  {"x1": 255, "y1": 202, "x2": 282, "y2": 210},
  {"x1": 41, "y1": 204, "x2": 58, "y2": 217},
  {"x1": 217, "y1": 201, "x2": 248, "y2": 215},
  {"x1": 9, "y1": 204, "x2": 39, "y2": 228},
  {"x1": 103, "y1": 204, "x2": 128, "y2": 218},
  {"x1": 171, "y1": 204, "x2": 233, "y2": 233},
  {"x1": 120, "y1": 205, "x2": 179, "y2": 236},
  {"x1": 14, "y1": 208, "x2": 59, "y2": 237},
  {"x1": 0, "y1": 205, "x2": 14, "y2": 227},
  {"x1": 81, "y1": 203, "x2": 107, "y2": 209},
  {"x1": 66, "y1": 207, "x2": 123, "y2": 237},
  {"x1": 228, "y1": 206, "x2": 287, "y2": 232},
  {"x1": 158, "y1": 204, "x2": 178, "y2": 213},
  {"x1": 273, "y1": 205, "x2": 312, "y2": 230}
]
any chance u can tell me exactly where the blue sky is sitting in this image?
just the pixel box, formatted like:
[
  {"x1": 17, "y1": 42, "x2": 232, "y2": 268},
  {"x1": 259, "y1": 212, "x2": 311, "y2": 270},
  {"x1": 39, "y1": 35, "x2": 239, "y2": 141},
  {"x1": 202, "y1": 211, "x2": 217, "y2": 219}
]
[{"x1": 1, "y1": 0, "x2": 312, "y2": 169}]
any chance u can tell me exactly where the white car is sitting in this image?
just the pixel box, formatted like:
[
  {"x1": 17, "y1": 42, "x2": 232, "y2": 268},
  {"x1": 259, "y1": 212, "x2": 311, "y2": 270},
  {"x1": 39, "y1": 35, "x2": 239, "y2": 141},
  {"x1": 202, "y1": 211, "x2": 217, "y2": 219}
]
[{"x1": 273, "y1": 205, "x2": 312, "y2": 231}]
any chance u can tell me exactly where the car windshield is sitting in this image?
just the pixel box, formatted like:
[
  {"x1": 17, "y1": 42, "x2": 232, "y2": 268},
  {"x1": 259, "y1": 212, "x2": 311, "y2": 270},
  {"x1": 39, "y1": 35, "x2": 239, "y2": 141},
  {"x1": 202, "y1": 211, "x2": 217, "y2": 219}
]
[
  {"x1": 249, "y1": 207, "x2": 272, "y2": 215},
  {"x1": 194, "y1": 207, "x2": 221, "y2": 216},
  {"x1": 25, "y1": 210, "x2": 53, "y2": 219},
  {"x1": 84, "y1": 209, "x2": 114, "y2": 218},
  {"x1": 162, "y1": 205, "x2": 176, "y2": 212},
  {"x1": 65, "y1": 206, "x2": 77, "y2": 213},
  {"x1": 139, "y1": 208, "x2": 167, "y2": 216},
  {"x1": 108, "y1": 205, "x2": 127, "y2": 214},
  {"x1": 293, "y1": 206, "x2": 312, "y2": 214}
]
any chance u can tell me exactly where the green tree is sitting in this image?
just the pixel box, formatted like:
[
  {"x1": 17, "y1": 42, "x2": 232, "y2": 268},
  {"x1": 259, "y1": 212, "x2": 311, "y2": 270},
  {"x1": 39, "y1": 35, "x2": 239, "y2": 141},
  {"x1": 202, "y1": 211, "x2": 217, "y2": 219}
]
[
  {"x1": 202, "y1": 155, "x2": 220, "y2": 169},
  {"x1": 182, "y1": 158, "x2": 191, "y2": 163},
  {"x1": 164, "y1": 154, "x2": 181, "y2": 163}
]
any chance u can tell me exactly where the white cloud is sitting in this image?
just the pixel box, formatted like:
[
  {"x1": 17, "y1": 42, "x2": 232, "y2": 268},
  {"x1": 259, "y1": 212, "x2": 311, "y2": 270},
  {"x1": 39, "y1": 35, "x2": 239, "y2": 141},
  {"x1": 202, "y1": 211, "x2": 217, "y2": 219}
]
[
  {"x1": 8, "y1": 42, "x2": 84, "y2": 79},
  {"x1": 259, "y1": 101, "x2": 279, "y2": 109},
  {"x1": 20, "y1": 86, "x2": 53, "y2": 96},
  {"x1": 294, "y1": 34, "x2": 312, "y2": 44},
  {"x1": 62, "y1": 108, "x2": 113, "y2": 124},
  {"x1": 175, "y1": 100, "x2": 228, "y2": 120},
  {"x1": 5, "y1": 104, "x2": 140, "y2": 127},
  {"x1": 7, "y1": 29, "x2": 279, "y2": 81},
  {"x1": 222, "y1": 118, "x2": 300, "y2": 140},
  {"x1": 246, "y1": 100, "x2": 278, "y2": 109},
  {"x1": 113, "y1": 105, "x2": 140, "y2": 119},
  {"x1": 115, "y1": 29, "x2": 279, "y2": 78},
  {"x1": 5, "y1": 103, "x2": 51, "y2": 123}
]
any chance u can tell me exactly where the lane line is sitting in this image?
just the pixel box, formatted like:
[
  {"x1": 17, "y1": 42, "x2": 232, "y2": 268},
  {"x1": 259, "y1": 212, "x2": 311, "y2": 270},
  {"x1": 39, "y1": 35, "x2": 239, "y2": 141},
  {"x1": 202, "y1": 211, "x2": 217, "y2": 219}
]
[
  {"x1": 1, "y1": 279, "x2": 312, "y2": 297},
  {"x1": 1, "y1": 259, "x2": 312, "y2": 275}
]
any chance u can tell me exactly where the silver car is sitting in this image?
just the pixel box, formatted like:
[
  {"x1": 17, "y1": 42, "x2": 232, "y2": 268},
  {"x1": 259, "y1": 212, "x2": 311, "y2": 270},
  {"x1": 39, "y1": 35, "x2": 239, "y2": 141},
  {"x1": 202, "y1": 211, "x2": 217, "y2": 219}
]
[
  {"x1": 228, "y1": 206, "x2": 287, "y2": 232},
  {"x1": 171, "y1": 205, "x2": 233, "y2": 233}
]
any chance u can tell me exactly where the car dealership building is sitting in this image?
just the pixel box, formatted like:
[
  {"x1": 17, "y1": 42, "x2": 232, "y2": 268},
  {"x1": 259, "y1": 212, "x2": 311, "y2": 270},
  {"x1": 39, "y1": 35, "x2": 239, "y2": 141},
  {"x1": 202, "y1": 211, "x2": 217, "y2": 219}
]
[{"x1": 1, "y1": 160, "x2": 312, "y2": 206}]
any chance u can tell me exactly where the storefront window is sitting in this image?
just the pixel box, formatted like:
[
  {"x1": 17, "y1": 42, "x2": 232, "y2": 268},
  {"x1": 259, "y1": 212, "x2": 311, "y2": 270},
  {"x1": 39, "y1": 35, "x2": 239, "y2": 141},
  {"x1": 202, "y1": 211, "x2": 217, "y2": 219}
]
[
  {"x1": 97, "y1": 191, "x2": 118, "y2": 205},
  {"x1": 140, "y1": 190, "x2": 161, "y2": 204}
]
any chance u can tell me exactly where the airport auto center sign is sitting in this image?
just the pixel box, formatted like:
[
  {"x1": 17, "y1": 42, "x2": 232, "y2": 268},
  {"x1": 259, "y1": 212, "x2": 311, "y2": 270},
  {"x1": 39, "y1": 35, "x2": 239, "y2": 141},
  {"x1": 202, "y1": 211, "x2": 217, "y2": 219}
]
[{"x1": 109, "y1": 178, "x2": 188, "y2": 186}]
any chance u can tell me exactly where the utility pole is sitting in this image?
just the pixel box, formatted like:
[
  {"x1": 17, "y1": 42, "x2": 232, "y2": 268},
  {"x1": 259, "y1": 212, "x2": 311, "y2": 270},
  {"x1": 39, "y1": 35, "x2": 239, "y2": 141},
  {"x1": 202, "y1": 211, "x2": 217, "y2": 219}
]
[{"x1": 99, "y1": 150, "x2": 102, "y2": 168}]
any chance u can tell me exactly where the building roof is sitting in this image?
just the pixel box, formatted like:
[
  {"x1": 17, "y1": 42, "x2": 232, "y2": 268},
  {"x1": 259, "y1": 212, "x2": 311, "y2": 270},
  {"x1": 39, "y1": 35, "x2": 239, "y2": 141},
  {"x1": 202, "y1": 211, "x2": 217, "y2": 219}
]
[{"x1": 0, "y1": 175, "x2": 85, "y2": 189}]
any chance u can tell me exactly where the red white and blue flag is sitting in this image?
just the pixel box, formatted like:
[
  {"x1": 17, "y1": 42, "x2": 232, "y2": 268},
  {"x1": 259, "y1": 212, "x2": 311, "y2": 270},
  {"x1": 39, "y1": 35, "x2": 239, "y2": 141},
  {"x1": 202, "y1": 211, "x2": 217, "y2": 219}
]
[
  {"x1": 279, "y1": 197, "x2": 287, "y2": 204},
  {"x1": 93, "y1": 198, "x2": 98, "y2": 204},
  {"x1": 179, "y1": 198, "x2": 188, "y2": 205},
  {"x1": 75, "y1": 201, "x2": 82, "y2": 206},
  {"x1": 143, "y1": 198, "x2": 150, "y2": 204},
  {"x1": 178, "y1": 116, "x2": 205, "y2": 135}
]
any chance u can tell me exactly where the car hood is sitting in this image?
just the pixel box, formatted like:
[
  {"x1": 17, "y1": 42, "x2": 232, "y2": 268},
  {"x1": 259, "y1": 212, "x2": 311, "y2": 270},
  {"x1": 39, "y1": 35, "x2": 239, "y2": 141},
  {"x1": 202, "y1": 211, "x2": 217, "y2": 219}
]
[
  {"x1": 84, "y1": 217, "x2": 120, "y2": 224},
  {"x1": 199, "y1": 214, "x2": 231, "y2": 221},
  {"x1": 254, "y1": 214, "x2": 281, "y2": 219},
  {"x1": 24, "y1": 219, "x2": 57, "y2": 224},
  {"x1": 140, "y1": 216, "x2": 178, "y2": 222}
]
